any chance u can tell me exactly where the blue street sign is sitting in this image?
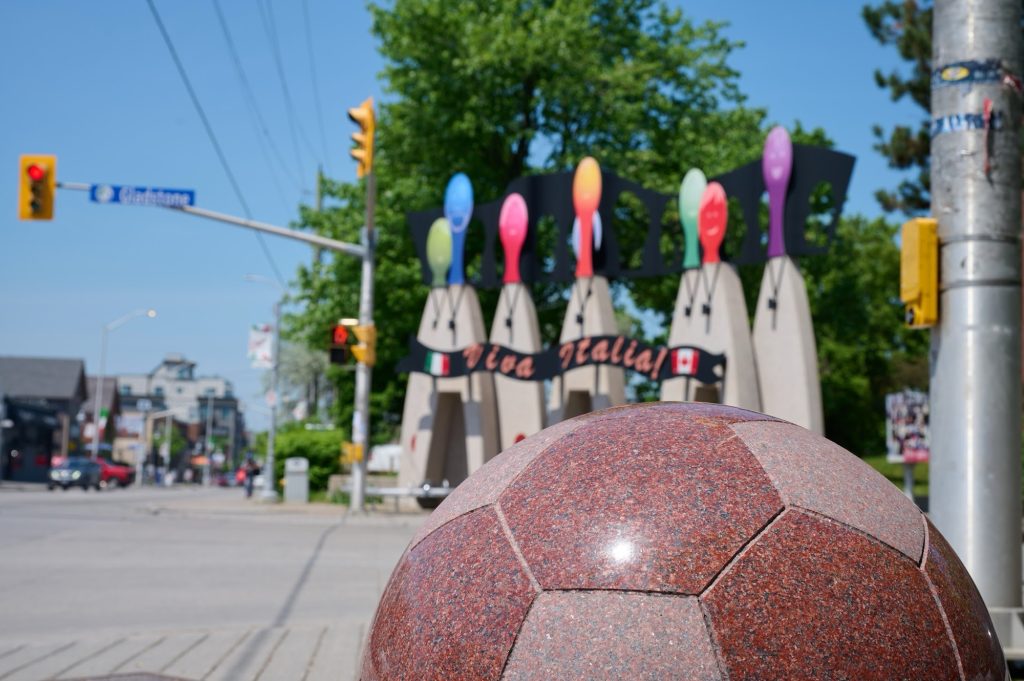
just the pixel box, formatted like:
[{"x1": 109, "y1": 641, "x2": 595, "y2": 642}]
[{"x1": 89, "y1": 184, "x2": 195, "y2": 208}]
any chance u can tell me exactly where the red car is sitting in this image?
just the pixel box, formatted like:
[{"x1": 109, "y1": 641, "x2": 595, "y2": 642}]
[{"x1": 96, "y1": 458, "x2": 133, "y2": 488}]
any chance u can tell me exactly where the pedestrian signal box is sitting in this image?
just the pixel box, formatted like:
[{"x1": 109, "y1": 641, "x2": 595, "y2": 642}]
[
  {"x1": 329, "y1": 324, "x2": 349, "y2": 365},
  {"x1": 900, "y1": 217, "x2": 938, "y2": 328},
  {"x1": 19, "y1": 154, "x2": 56, "y2": 220}
]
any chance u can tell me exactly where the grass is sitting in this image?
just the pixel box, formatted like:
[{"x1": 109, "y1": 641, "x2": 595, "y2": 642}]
[{"x1": 862, "y1": 454, "x2": 929, "y2": 499}]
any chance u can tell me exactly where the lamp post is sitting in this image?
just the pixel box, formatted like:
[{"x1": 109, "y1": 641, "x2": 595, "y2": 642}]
[
  {"x1": 245, "y1": 275, "x2": 285, "y2": 502},
  {"x1": 92, "y1": 309, "x2": 156, "y2": 461},
  {"x1": 145, "y1": 408, "x2": 176, "y2": 486}
]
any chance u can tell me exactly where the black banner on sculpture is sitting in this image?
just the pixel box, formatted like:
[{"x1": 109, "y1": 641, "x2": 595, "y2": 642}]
[{"x1": 397, "y1": 335, "x2": 726, "y2": 386}]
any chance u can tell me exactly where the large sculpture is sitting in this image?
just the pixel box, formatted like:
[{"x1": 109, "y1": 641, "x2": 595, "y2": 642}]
[{"x1": 362, "y1": 403, "x2": 1006, "y2": 680}]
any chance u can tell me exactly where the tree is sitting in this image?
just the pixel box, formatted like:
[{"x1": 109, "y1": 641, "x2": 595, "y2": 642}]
[{"x1": 291, "y1": 0, "x2": 772, "y2": 442}]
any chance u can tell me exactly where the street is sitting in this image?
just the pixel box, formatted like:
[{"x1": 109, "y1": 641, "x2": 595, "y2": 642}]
[{"x1": 0, "y1": 486, "x2": 425, "y2": 681}]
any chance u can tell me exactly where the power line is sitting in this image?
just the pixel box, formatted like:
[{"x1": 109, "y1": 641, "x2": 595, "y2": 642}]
[
  {"x1": 145, "y1": 0, "x2": 286, "y2": 287},
  {"x1": 257, "y1": 0, "x2": 321, "y2": 174},
  {"x1": 211, "y1": 0, "x2": 302, "y2": 200},
  {"x1": 302, "y1": 0, "x2": 332, "y2": 175}
]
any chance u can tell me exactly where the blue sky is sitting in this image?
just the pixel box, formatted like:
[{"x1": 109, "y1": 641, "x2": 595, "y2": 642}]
[{"x1": 0, "y1": 1, "x2": 918, "y2": 431}]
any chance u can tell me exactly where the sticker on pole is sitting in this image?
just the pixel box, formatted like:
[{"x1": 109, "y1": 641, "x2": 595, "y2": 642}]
[{"x1": 90, "y1": 184, "x2": 195, "y2": 208}]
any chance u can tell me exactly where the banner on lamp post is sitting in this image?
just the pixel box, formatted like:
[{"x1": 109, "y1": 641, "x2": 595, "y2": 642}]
[{"x1": 248, "y1": 324, "x2": 274, "y2": 369}]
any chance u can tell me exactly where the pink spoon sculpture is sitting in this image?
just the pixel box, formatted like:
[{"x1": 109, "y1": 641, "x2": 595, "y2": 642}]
[
  {"x1": 762, "y1": 126, "x2": 793, "y2": 259},
  {"x1": 572, "y1": 157, "x2": 601, "y2": 278},
  {"x1": 499, "y1": 193, "x2": 528, "y2": 284},
  {"x1": 698, "y1": 182, "x2": 727, "y2": 264}
]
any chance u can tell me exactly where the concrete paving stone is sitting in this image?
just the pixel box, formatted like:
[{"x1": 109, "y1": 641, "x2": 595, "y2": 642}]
[
  {"x1": 55, "y1": 636, "x2": 162, "y2": 680},
  {"x1": 305, "y1": 622, "x2": 365, "y2": 681},
  {"x1": 112, "y1": 633, "x2": 205, "y2": 676},
  {"x1": 253, "y1": 625, "x2": 324, "y2": 680},
  {"x1": 203, "y1": 628, "x2": 287, "y2": 681},
  {"x1": 6, "y1": 638, "x2": 129, "y2": 681},
  {"x1": 160, "y1": 629, "x2": 250, "y2": 681},
  {"x1": 0, "y1": 641, "x2": 76, "y2": 680}
]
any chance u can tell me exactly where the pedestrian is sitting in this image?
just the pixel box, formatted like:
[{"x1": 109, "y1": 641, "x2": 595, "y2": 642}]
[{"x1": 244, "y1": 456, "x2": 260, "y2": 498}]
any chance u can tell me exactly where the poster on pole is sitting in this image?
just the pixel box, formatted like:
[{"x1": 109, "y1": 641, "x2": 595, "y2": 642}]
[
  {"x1": 886, "y1": 389, "x2": 930, "y2": 464},
  {"x1": 248, "y1": 324, "x2": 274, "y2": 369}
]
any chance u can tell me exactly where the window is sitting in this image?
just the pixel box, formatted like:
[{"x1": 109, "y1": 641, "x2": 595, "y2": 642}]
[
  {"x1": 154, "y1": 387, "x2": 164, "y2": 397},
  {"x1": 120, "y1": 385, "x2": 132, "y2": 396},
  {"x1": 176, "y1": 387, "x2": 183, "y2": 394}
]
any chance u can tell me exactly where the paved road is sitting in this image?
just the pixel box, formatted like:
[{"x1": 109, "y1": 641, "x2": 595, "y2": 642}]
[{"x1": 0, "y1": 485, "x2": 426, "y2": 680}]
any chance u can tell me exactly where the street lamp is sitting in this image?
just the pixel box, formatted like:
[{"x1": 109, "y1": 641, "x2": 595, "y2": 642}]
[
  {"x1": 92, "y1": 308, "x2": 157, "y2": 462},
  {"x1": 245, "y1": 274, "x2": 285, "y2": 502}
]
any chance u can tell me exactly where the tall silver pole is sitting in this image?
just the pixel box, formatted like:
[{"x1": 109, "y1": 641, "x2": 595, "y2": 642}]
[
  {"x1": 91, "y1": 327, "x2": 109, "y2": 461},
  {"x1": 164, "y1": 414, "x2": 172, "y2": 484},
  {"x1": 930, "y1": 0, "x2": 1022, "y2": 608},
  {"x1": 260, "y1": 298, "x2": 281, "y2": 501},
  {"x1": 203, "y1": 392, "x2": 214, "y2": 486},
  {"x1": 350, "y1": 171, "x2": 376, "y2": 513}
]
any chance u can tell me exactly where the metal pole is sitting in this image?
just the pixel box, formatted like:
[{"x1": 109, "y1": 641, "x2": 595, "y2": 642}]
[
  {"x1": 930, "y1": 0, "x2": 1022, "y2": 608},
  {"x1": 260, "y1": 298, "x2": 281, "y2": 501},
  {"x1": 164, "y1": 414, "x2": 172, "y2": 485},
  {"x1": 204, "y1": 392, "x2": 214, "y2": 486},
  {"x1": 91, "y1": 327, "x2": 108, "y2": 461},
  {"x1": 350, "y1": 171, "x2": 376, "y2": 513}
]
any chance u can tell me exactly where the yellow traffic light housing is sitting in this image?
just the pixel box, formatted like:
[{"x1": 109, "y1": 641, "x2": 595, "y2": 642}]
[
  {"x1": 900, "y1": 217, "x2": 938, "y2": 328},
  {"x1": 347, "y1": 97, "x2": 375, "y2": 178},
  {"x1": 19, "y1": 154, "x2": 56, "y2": 220},
  {"x1": 350, "y1": 324, "x2": 377, "y2": 367},
  {"x1": 340, "y1": 441, "x2": 364, "y2": 464}
]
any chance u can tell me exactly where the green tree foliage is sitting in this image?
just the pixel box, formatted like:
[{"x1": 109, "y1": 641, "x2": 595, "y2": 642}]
[
  {"x1": 862, "y1": 0, "x2": 934, "y2": 215},
  {"x1": 287, "y1": 0, "x2": 920, "y2": 457},
  {"x1": 252, "y1": 423, "x2": 345, "y2": 492}
]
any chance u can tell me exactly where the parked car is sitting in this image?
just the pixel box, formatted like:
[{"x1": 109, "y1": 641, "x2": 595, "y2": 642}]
[
  {"x1": 97, "y1": 458, "x2": 133, "y2": 488},
  {"x1": 49, "y1": 458, "x2": 101, "y2": 491}
]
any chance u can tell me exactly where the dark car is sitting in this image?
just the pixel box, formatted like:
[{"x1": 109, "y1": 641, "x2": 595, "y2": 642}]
[{"x1": 48, "y1": 458, "x2": 102, "y2": 491}]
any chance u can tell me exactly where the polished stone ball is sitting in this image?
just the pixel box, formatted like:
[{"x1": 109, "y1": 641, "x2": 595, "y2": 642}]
[{"x1": 361, "y1": 403, "x2": 1005, "y2": 680}]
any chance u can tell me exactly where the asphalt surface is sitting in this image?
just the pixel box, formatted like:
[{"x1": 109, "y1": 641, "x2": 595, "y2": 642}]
[{"x1": 0, "y1": 484, "x2": 426, "y2": 681}]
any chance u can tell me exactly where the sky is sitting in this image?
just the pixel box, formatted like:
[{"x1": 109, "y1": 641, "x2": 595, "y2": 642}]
[{"x1": 0, "y1": 1, "x2": 918, "y2": 432}]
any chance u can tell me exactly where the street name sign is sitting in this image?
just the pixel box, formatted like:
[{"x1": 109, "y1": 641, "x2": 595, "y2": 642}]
[{"x1": 90, "y1": 184, "x2": 195, "y2": 208}]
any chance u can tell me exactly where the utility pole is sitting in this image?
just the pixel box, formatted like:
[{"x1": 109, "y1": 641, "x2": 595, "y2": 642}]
[
  {"x1": 204, "y1": 392, "x2": 215, "y2": 486},
  {"x1": 261, "y1": 297, "x2": 282, "y2": 502},
  {"x1": 930, "y1": 0, "x2": 1022, "y2": 611}
]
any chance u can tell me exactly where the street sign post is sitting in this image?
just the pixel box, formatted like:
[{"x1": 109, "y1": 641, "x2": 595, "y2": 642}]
[{"x1": 90, "y1": 184, "x2": 195, "y2": 208}]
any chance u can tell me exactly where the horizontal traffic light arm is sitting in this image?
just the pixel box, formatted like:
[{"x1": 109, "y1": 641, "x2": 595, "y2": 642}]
[{"x1": 55, "y1": 181, "x2": 367, "y2": 258}]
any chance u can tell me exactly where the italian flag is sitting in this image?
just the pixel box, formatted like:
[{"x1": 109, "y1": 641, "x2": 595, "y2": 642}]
[
  {"x1": 672, "y1": 348, "x2": 699, "y2": 376},
  {"x1": 425, "y1": 351, "x2": 450, "y2": 377}
]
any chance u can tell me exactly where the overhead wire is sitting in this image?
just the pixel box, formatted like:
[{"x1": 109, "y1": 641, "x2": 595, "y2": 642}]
[
  {"x1": 302, "y1": 0, "x2": 332, "y2": 176},
  {"x1": 257, "y1": 0, "x2": 321, "y2": 183},
  {"x1": 145, "y1": 0, "x2": 286, "y2": 287},
  {"x1": 211, "y1": 0, "x2": 301, "y2": 207}
]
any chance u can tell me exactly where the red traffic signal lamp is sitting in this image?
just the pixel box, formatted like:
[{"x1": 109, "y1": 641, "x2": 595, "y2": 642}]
[
  {"x1": 347, "y1": 97, "x2": 375, "y2": 179},
  {"x1": 19, "y1": 154, "x2": 56, "y2": 220},
  {"x1": 329, "y1": 324, "x2": 349, "y2": 365}
]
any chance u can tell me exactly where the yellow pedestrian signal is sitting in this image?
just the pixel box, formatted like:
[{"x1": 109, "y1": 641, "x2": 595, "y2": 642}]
[
  {"x1": 341, "y1": 441, "x2": 364, "y2": 464},
  {"x1": 900, "y1": 217, "x2": 938, "y2": 328},
  {"x1": 19, "y1": 154, "x2": 56, "y2": 220},
  {"x1": 347, "y1": 97, "x2": 375, "y2": 179},
  {"x1": 350, "y1": 324, "x2": 377, "y2": 367}
]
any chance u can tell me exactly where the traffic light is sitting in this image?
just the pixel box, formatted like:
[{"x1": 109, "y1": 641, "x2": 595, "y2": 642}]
[
  {"x1": 19, "y1": 154, "x2": 56, "y2": 220},
  {"x1": 329, "y1": 324, "x2": 349, "y2": 365},
  {"x1": 347, "y1": 97, "x2": 375, "y2": 178},
  {"x1": 900, "y1": 217, "x2": 938, "y2": 328},
  {"x1": 350, "y1": 324, "x2": 377, "y2": 367}
]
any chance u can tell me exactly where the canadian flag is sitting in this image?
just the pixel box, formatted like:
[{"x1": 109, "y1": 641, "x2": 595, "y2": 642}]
[
  {"x1": 425, "y1": 351, "x2": 450, "y2": 377},
  {"x1": 672, "y1": 348, "x2": 699, "y2": 376}
]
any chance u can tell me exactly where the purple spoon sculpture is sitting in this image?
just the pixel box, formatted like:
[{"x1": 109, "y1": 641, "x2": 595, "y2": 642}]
[
  {"x1": 762, "y1": 126, "x2": 792, "y2": 259},
  {"x1": 499, "y1": 193, "x2": 528, "y2": 284}
]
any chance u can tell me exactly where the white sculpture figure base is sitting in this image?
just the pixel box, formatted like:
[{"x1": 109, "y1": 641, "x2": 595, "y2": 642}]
[
  {"x1": 398, "y1": 285, "x2": 500, "y2": 500},
  {"x1": 752, "y1": 256, "x2": 824, "y2": 433},
  {"x1": 490, "y1": 282, "x2": 545, "y2": 450},
  {"x1": 548, "y1": 275, "x2": 625, "y2": 423},
  {"x1": 662, "y1": 265, "x2": 759, "y2": 409}
]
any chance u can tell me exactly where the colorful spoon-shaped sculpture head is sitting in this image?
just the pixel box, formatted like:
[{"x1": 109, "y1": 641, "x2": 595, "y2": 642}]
[
  {"x1": 762, "y1": 126, "x2": 793, "y2": 259},
  {"x1": 426, "y1": 218, "x2": 453, "y2": 288},
  {"x1": 499, "y1": 193, "x2": 528, "y2": 285},
  {"x1": 679, "y1": 169, "x2": 707, "y2": 270},
  {"x1": 444, "y1": 173, "x2": 474, "y2": 285},
  {"x1": 572, "y1": 157, "x2": 602, "y2": 278},
  {"x1": 698, "y1": 182, "x2": 727, "y2": 265}
]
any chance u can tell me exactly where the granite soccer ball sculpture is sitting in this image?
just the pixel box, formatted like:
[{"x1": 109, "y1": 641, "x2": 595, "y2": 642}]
[{"x1": 361, "y1": 403, "x2": 1005, "y2": 680}]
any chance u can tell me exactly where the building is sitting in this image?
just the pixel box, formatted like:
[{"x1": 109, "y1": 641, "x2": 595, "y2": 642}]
[
  {"x1": 0, "y1": 356, "x2": 87, "y2": 463},
  {"x1": 117, "y1": 354, "x2": 245, "y2": 468}
]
